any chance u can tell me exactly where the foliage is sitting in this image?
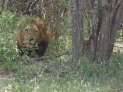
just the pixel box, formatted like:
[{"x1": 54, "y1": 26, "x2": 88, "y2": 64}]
[
  {"x1": 0, "y1": 11, "x2": 20, "y2": 29},
  {"x1": 117, "y1": 29, "x2": 123, "y2": 37},
  {"x1": 0, "y1": 11, "x2": 23, "y2": 70}
]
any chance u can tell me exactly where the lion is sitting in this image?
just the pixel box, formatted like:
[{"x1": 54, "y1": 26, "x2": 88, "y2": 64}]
[{"x1": 16, "y1": 17, "x2": 55, "y2": 57}]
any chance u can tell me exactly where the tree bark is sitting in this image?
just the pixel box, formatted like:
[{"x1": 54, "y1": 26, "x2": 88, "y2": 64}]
[
  {"x1": 71, "y1": 0, "x2": 84, "y2": 60},
  {"x1": 89, "y1": 0, "x2": 123, "y2": 60},
  {"x1": 0, "y1": 0, "x2": 8, "y2": 12}
]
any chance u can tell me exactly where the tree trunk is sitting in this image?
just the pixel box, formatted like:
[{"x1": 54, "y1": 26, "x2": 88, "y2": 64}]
[
  {"x1": 89, "y1": 0, "x2": 123, "y2": 60},
  {"x1": 0, "y1": 0, "x2": 8, "y2": 12},
  {"x1": 71, "y1": 0, "x2": 84, "y2": 60}
]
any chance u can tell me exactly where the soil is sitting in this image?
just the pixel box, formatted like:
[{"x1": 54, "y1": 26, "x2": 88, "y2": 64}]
[{"x1": 0, "y1": 68, "x2": 13, "y2": 91}]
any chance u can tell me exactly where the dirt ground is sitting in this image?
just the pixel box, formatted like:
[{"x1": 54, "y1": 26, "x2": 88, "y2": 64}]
[{"x1": 0, "y1": 68, "x2": 13, "y2": 91}]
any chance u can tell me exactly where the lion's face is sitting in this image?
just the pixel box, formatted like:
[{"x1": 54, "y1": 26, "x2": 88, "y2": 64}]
[{"x1": 22, "y1": 24, "x2": 41, "y2": 48}]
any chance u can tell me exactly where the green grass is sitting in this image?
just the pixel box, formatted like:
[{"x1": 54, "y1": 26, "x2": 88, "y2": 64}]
[
  {"x1": 0, "y1": 11, "x2": 123, "y2": 92},
  {"x1": 3, "y1": 73, "x2": 123, "y2": 92},
  {"x1": 2, "y1": 55, "x2": 122, "y2": 92}
]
